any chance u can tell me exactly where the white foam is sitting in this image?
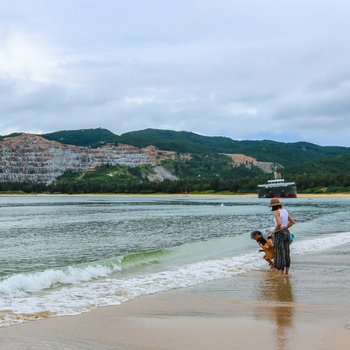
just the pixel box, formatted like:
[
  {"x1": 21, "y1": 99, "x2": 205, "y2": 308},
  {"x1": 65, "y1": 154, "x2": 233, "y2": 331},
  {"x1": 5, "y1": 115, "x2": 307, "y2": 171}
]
[
  {"x1": 1, "y1": 232, "x2": 349, "y2": 327},
  {"x1": 292, "y1": 231, "x2": 350, "y2": 254},
  {"x1": 0, "y1": 258, "x2": 121, "y2": 296},
  {"x1": 0, "y1": 252, "x2": 263, "y2": 326}
]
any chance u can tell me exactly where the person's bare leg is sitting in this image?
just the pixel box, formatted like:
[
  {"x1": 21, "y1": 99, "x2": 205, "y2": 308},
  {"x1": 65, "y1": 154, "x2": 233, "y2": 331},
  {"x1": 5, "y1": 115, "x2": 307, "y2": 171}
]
[
  {"x1": 264, "y1": 256, "x2": 274, "y2": 268},
  {"x1": 268, "y1": 259, "x2": 274, "y2": 269}
]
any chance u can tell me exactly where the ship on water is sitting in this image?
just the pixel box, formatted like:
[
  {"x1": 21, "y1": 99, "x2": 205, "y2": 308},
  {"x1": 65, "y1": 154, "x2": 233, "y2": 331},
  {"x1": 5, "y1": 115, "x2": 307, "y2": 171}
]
[{"x1": 258, "y1": 173, "x2": 297, "y2": 198}]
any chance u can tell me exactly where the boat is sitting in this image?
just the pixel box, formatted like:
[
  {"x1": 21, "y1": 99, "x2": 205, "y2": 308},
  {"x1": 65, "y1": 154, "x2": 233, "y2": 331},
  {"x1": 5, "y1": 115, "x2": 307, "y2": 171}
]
[{"x1": 258, "y1": 176, "x2": 297, "y2": 198}]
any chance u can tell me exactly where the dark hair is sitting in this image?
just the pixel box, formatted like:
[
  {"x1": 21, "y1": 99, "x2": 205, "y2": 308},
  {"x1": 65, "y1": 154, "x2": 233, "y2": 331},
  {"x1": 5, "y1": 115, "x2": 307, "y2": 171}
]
[
  {"x1": 271, "y1": 205, "x2": 282, "y2": 211},
  {"x1": 250, "y1": 230, "x2": 262, "y2": 239}
]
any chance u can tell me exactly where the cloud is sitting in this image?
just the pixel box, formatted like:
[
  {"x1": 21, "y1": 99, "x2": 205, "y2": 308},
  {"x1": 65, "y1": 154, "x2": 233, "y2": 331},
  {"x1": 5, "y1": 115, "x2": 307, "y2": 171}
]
[{"x1": 0, "y1": 1, "x2": 350, "y2": 146}]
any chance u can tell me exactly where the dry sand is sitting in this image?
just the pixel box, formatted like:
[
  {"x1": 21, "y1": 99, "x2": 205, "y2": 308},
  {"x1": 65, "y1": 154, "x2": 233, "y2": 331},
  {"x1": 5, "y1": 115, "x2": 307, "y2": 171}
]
[{"x1": 296, "y1": 193, "x2": 350, "y2": 198}]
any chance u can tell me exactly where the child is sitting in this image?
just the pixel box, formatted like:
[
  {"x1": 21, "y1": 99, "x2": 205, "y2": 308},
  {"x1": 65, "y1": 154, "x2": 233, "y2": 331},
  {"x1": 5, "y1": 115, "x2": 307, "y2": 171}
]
[{"x1": 251, "y1": 230, "x2": 274, "y2": 268}]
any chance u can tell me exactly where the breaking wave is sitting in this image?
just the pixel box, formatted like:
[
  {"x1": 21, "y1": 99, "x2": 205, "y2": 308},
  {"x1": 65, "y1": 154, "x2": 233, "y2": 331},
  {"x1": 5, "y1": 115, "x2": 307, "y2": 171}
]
[{"x1": 0, "y1": 231, "x2": 349, "y2": 327}]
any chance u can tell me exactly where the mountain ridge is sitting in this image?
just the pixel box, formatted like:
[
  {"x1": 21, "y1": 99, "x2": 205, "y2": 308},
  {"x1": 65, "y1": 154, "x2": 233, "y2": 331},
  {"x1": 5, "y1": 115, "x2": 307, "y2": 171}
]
[
  {"x1": 38, "y1": 127, "x2": 350, "y2": 166},
  {"x1": 0, "y1": 129, "x2": 349, "y2": 193}
]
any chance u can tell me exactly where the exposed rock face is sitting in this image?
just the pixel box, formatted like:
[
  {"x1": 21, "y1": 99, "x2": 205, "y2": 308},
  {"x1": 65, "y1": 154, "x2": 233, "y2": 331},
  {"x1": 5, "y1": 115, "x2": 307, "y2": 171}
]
[
  {"x1": 0, "y1": 134, "x2": 277, "y2": 185},
  {"x1": 225, "y1": 153, "x2": 277, "y2": 173},
  {"x1": 146, "y1": 166, "x2": 178, "y2": 182},
  {"x1": 0, "y1": 134, "x2": 175, "y2": 184}
]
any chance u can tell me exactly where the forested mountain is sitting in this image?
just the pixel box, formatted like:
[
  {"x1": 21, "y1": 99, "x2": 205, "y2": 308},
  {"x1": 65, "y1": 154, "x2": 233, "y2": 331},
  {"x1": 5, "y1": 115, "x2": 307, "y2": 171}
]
[
  {"x1": 0, "y1": 128, "x2": 349, "y2": 194},
  {"x1": 280, "y1": 154, "x2": 350, "y2": 193},
  {"x1": 42, "y1": 128, "x2": 117, "y2": 147},
  {"x1": 40, "y1": 128, "x2": 350, "y2": 166},
  {"x1": 284, "y1": 154, "x2": 350, "y2": 176}
]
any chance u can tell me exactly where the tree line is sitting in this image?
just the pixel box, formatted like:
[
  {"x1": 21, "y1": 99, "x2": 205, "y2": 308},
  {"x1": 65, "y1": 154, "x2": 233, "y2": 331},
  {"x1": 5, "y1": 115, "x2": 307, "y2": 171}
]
[{"x1": 0, "y1": 173, "x2": 349, "y2": 194}]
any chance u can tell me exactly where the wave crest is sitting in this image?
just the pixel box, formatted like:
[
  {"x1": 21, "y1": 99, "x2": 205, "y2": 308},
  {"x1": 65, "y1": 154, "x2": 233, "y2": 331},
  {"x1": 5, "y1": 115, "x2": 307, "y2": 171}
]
[{"x1": 0, "y1": 258, "x2": 122, "y2": 295}]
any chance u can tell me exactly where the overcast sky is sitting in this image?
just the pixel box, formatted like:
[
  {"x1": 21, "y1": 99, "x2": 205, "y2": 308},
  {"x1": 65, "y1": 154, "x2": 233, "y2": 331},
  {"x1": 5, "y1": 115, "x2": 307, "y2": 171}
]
[{"x1": 0, "y1": 0, "x2": 349, "y2": 146}]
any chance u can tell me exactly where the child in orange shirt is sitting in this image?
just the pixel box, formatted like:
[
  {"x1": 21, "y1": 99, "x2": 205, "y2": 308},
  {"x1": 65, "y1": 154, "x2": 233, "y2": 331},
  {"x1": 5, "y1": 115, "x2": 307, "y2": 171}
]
[{"x1": 251, "y1": 230, "x2": 274, "y2": 268}]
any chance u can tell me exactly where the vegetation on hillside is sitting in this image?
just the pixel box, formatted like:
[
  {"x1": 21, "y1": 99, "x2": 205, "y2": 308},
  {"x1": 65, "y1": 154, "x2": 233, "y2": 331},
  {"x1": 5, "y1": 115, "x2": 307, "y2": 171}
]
[
  {"x1": 38, "y1": 128, "x2": 350, "y2": 166},
  {"x1": 1, "y1": 172, "x2": 349, "y2": 194},
  {"x1": 282, "y1": 154, "x2": 350, "y2": 193},
  {"x1": 162, "y1": 153, "x2": 264, "y2": 179},
  {"x1": 1, "y1": 153, "x2": 349, "y2": 194},
  {"x1": 283, "y1": 154, "x2": 350, "y2": 176},
  {"x1": 1, "y1": 128, "x2": 350, "y2": 194},
  {"x1": 42, "y1": 128, "x2": 117, "y2": 147},
  {"x1": 118, "y1": 129, "x2": 350, "y2": 165}
]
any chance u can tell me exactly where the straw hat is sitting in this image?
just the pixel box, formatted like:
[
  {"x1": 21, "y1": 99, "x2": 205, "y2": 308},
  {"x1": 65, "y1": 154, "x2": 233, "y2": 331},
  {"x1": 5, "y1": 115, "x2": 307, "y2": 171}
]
[{"x1": 268, "y1": 198, "x2": 283, "y2": 207}]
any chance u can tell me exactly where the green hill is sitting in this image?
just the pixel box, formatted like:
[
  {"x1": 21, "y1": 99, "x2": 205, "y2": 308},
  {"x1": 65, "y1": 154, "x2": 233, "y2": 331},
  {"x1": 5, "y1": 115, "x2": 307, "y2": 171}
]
[
  {"x1": 42, "y1": 128, "x2": 118, "y2": 147},
  {"x1": 284, "y1": 154, "x2": 350, "y2": 176},
  {"x1": 39, "y1": 128, "x2": 350, "y2": 166},
  {"x1": 118, "y1": 129, "x2": 350, "y2": 165},
  {"x1": 280, "y1": 154, "x2": 350, "y2": 193},
  {"x1": 1, "y1": 126, "x2": 350, "y2": 193},
  {"x1": 162, "y1": 153, "x2": 264, "y2": 179}
]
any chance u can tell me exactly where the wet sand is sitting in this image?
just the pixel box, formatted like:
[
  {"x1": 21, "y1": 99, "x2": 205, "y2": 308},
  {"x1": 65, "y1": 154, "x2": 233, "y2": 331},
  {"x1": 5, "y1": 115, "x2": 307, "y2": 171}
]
[{"x1": 1, "y1": 246, "x2": 349, "y2": 350}]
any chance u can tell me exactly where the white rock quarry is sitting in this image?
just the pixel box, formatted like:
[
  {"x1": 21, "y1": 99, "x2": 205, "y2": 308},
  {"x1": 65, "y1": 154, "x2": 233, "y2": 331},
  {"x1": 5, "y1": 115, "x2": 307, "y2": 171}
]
[
  {"x1": 146, "y1": 166, "x2": 178, "y2": 182},
  {"x1": 0, "y1": 134, "x2": 176, "y2": 184}
]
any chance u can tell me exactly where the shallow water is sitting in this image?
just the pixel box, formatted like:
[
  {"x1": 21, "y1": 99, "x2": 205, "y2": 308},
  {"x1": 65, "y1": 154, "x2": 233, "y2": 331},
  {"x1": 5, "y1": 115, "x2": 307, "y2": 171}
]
[{"x1": 0, "y1": 195, "x2": 349, "y2": 326}]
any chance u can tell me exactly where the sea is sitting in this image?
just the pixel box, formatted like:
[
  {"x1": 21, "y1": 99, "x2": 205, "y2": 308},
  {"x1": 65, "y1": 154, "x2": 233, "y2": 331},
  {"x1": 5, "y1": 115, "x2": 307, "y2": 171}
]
[{"x1": 0, "y1": 195, "x2": 349, "y2": 327}]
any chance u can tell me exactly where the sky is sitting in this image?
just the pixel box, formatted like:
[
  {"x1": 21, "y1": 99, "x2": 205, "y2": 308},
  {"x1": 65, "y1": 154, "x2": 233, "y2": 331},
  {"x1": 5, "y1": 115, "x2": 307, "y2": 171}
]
[{"x1": 0, "y1": 0, "x2": 350, "y2": 146}]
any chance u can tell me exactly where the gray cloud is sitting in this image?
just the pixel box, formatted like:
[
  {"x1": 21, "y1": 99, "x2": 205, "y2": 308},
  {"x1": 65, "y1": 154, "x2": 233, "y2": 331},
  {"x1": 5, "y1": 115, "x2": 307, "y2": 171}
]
[{"x1": 0, "y1": 0, "x2": 350, "y2": 145}]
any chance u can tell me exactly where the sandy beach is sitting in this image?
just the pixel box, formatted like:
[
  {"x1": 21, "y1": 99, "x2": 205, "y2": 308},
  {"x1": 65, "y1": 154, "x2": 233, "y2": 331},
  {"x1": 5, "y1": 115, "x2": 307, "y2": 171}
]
[
  {"x1": 296, "y1": 193, "x2": 350, "y2": 198},
  {"x1": 1, "y1": 246, "x2": 349, "y2": 350},
  {"x1": 0, "y1": 192, "x2": 349, "y2": 198}
]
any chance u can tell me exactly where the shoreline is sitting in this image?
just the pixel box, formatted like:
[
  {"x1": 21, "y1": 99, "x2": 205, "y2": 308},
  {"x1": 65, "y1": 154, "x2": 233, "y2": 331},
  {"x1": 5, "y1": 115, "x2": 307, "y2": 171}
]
[
  {"x1": 0, "y1": 192, "x2": 350, "y2": 198},
  {"x1": 296, "y1": 193, "x2": 350, "y2": 198}
]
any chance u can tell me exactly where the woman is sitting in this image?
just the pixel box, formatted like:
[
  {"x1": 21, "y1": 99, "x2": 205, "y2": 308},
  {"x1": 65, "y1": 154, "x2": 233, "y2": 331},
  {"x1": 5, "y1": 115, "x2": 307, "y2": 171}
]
[{"x1": 269, "y1": 198, "x2": 295, "y2": 275}]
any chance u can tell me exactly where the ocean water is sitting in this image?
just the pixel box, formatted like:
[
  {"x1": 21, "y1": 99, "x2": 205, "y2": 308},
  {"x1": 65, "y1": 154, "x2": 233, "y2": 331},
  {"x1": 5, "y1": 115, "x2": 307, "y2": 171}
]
[{"x1": 0, "y1": 195, "x2": 349, "y2": 327}]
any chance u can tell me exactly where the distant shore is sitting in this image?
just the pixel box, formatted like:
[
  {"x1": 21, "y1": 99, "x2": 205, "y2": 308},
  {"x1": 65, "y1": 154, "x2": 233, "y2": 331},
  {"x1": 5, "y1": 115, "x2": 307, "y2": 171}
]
[
  {"x1": 0, "y1": 192, "x2": 350, "y2": 198},
  {"x1": 296, "y1": 193, "x2": 350, "y2": 198}
]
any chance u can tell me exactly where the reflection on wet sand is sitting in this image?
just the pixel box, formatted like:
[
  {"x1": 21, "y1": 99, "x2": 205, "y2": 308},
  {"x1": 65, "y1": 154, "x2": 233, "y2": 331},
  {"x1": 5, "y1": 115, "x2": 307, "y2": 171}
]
[{"x1": 256, "y1": 272, "x2": 295, "y2": 350}]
